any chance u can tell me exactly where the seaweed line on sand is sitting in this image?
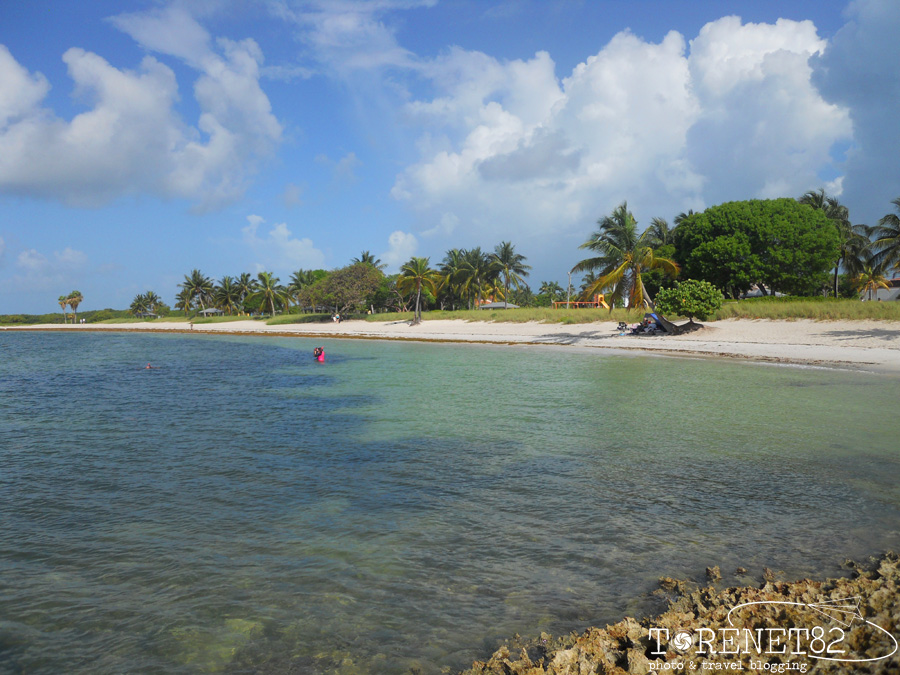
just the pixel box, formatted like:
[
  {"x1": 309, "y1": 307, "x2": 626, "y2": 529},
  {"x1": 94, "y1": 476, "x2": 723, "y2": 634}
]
[{"x1": 459, "y1": 552, "x2": 899, "y2": 675}]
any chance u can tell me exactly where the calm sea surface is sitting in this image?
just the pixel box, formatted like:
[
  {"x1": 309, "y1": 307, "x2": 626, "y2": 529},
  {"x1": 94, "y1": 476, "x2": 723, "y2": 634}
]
[{"x1": 1, "y1": 331, "x2": 898, "y2": 674}]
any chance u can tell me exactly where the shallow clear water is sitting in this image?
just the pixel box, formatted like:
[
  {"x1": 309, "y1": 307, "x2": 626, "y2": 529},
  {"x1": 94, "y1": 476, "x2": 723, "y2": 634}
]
[{"x1": 1, "y1": 331, "x2": 898, "y2": 674}]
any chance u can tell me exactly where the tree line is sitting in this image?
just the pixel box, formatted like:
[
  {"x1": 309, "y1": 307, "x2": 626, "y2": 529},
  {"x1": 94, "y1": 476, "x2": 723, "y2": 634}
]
[{"x1": 120, "y1": 192, "x2": 900, "y2": 321}]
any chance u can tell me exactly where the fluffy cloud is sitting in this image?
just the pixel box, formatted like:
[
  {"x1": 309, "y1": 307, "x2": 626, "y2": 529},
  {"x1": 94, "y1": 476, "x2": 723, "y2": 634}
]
[
  {"x1": 811, "y1": 0, "x2": 900, "y2": 224},
  {"x1": 392, "y1": 16, "x2": 852, "y2": 249},
  {"x1": 0, "y1": 6, "x2": 281, "y2": 209},
  {"x1": 379, "y1": 230, "x2": 418, "y2": 270},
  {"x1": 1, "y1": 245, "x2": 89, "y2": 293},
  {"x1": 272, "y1": 0, "x2": 436, "y2": 75},
  {"x1": 241, "y1": 214, "x2": 325, "y2": 272}
]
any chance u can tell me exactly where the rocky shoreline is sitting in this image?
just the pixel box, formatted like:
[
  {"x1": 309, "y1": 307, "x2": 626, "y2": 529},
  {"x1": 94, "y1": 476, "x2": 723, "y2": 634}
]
[{"x1": 460, "y1": 552, "x2": 899, "y2": 674}]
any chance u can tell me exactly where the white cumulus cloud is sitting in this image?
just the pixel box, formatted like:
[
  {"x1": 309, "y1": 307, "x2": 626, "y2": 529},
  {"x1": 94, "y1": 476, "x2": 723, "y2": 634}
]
[
  {"x1": 0, "y1": 6, "x2": 281, "y2": 210},
  {"x1": 391, "y1": 16, "x2": 852, "y2": 252},
  {"x1": 242, "y1": 214, "x2": 325, "y2": 273},
  {"x1": 379, "y1": 230, "x2": 418, "y2": 271}
]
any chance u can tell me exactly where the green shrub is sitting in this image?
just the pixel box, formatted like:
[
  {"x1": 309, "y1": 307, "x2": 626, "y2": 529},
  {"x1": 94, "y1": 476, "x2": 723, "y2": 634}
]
[{"x1": 655, "y1": 279, "x2": 724, "y2": 322}]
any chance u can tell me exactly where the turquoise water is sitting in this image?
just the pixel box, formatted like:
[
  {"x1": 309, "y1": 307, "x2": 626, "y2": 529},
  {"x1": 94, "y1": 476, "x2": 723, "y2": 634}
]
[{"x1": 1, "y1": 331, "x2": 898, "y2": 674}]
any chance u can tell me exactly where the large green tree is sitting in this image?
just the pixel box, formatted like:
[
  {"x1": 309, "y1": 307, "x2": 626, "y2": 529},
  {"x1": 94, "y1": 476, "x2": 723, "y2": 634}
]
[
  {"x1": 674, "y1": 199, "x2": 841, "y2": 297},
  {"x1": 300, "y1": 264, "x2": 383, "y2": 315},
  {"x1": 572, "y1": 201, "x2": 679, "y2": 309}
]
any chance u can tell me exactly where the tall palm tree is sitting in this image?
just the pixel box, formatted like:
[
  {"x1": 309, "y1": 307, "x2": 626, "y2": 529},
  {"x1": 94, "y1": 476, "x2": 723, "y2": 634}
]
[
  {"x1": 674, "y1": 210, "x2": 695, "y2": 226},
  {"x1": 456, "y1": 247, "x2": 500, "y2": 309},
  {"x1": 538, "y1": 280, "x2": 564, "y2": 302},
  {"x1": 144, "y1": 291, "x2": 161, "y2": 314},
  {"x1": 130, "y1": 293, "x2": 149, "y2": 317},
  {"x1": 249, "y1": 271, "x2": 286, "y2": 316},
  {"x1": 58, "y1": 295, "x2": 69, "y2": 324},
  {"x1": 439, "y1": 248, "x2": 466, "y2": 310},
  {"x1": 397, "y1": 257, "x2": 442, "y2": 324},
  {"x1": 235, "y1": 273, "x2": 255, "y2": 312},
  {"x1": 853, "y1": 262, "x2": 891, "y2": 301},
  {"x1": 215, "y1": 276, "x2": 240, "y2": 315},
  {"x1": 646, "y1": 217, "x2": 672, "y2": 247},
  {"x1": 490, "y1": 241, "x2": 531, "y2": 307},
  {"x1": 67, "y1": 290, "x2": 83, "y2": 323},
  {"x1": 179, "y1": 270, "x2": 214, "y2": 310},
  {"x1": 579, "y1": 271, "x2": 599, "y2": 294},
  {"x1": 175, "y1": 288, "x2": 193, "y2": 317},
  {"x1": 571, "y1": 201, "x2": 679, "y2": 309},
  {"x1": 351, "y1": 251, "x2": 387, "y2": 270},
  {"x1": 800, "y1": 189, "x2": 870, "y2": 296},
  {"x1": 871, "y1": 197, "x2": 900, "y2": 273},
  {"x1": 287, "y1": 269, "x2": 316, "y2": 308}
]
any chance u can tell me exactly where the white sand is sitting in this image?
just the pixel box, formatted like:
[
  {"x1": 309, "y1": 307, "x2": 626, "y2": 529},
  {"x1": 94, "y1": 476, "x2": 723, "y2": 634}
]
[{"x1": 8, "y1": 318, "x2": 900, "y2": 373}]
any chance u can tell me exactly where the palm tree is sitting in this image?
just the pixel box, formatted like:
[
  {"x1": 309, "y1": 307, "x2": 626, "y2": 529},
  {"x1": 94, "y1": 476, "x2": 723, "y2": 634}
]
[
  {"x1": 853, "y1": 261, "x2": 891, "y2": 301},
  {"x1": 490, "y1": 241, "x2": 531, "y2": 307},
  {"x1": 646, "y1": 217, "x2": 672, "y2": 247},
  {"x1": 235, "y1": 273, "x2": 255, "y2": 312},
  {"x1": 800, "y1": 189, "x2": 871, "y2": 296},
  {"x1": 67, "y1": 290, "x2": 84, "y2": 323},
  {"x1": 456, "y1": 247, "x2": 500, "y2": 309},
  {"x1": 58, "y1": 295, "x2": 69, "y2": 323},
  {"x1": 538, "y1": 280, "x2": 564, "y2": 303},
  {"x1": 175, "y1": 288, "x2": 193, "y2": 317},
  {"x1": 571, "y1": 201, "x2": 679, "y2": 309},
  {"x1": 287, "y1": 269, "x2": 316, "y2": 308},
  {"x1": 674, "y1": 210, "x2": 695, "y2": 226},
  {"x1": 397, "y1": 257, "x2": 442, "y2": 324},
  {"x1": 215, "y1": 276, "x2": 240, "y2": 315},
  {"x1": 352, "y1": 251, "x2": 387, "y2": 270},
  {"x1": 130, "y1": 293, "x2": 149, "y2": 317},
  {"x1": 249, "y1": 271, "x2": 286, "y2": 316},
  {"x1": 144, "y1": 291, "x2": 161, "y2": 314},
  {"x1": 579, "y1": 271, "x2": 599, "y2": 294},
  {"x1": 871, "y1": 197, "x2": 900, "y2": 273},
  {"x1": 179, "y1": 270, "x2": 214, "y2": 310},
  {"x1": 439, "y1": 248, "x2": 466, "y2": 310}
]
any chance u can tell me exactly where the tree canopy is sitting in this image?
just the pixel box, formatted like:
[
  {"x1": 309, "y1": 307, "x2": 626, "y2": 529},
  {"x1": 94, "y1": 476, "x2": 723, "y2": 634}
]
[{"x1": 673, "y1": 198, "x2": 841, "y2": 297}]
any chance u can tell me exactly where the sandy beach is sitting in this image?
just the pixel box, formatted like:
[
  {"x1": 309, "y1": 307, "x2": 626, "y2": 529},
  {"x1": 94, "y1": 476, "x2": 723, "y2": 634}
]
[{"x1": 9, "y1": 318, "x2": 900, "y2": 374}]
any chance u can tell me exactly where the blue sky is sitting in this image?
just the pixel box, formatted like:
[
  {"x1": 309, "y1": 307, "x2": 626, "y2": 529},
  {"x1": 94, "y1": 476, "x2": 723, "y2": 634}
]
[{"x1": 1, "y1": 0, "x2": 898, "y2": 313}]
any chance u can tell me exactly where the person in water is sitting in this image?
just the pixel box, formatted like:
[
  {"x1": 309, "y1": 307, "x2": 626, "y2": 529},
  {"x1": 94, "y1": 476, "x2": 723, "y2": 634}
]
[
  {"x1": 314, "y1": 347, "x2": 325, "y2": 361},
  {"x1": 145, "y1": 363, "x2": 153, "y2": 369}
]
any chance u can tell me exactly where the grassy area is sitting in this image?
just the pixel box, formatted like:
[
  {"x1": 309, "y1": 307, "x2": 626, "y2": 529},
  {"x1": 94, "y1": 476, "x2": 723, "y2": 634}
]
[
  {"x1": 713, "y1": 298, "x2": 900, "y2": 321},
  {"x1": 365, "y1": 307, "x2": 647, "y2": 324},
  {"x1": 265, "y1": 313, "x2": 353, "y2": 325},
  {"x1": 362, "y1": 300, "x2": 900, "y2": 324}
]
